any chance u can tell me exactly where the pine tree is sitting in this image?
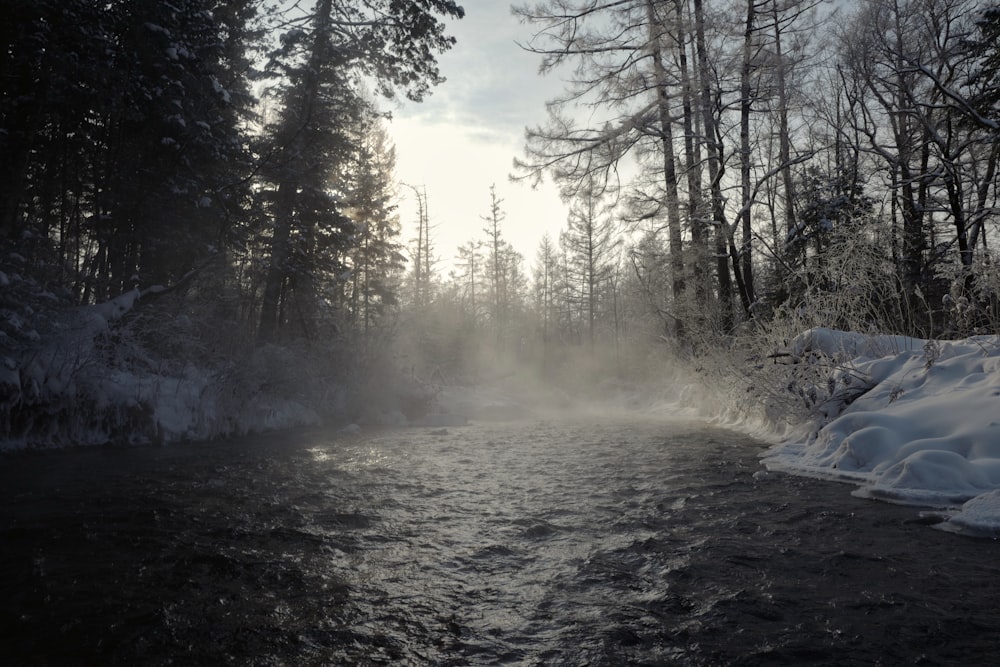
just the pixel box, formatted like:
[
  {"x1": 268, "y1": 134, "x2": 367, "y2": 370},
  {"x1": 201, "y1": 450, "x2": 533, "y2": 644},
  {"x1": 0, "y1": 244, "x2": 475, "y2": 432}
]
[
  {"x1": 561, "y1": 181, "x2": 619, "y2": 347},
  {"x1": 966, "y1": 5, "x2": 1000, "y2": 128},
  {"x1": 481, "y1": 184, "x2": 509, "y2": 346},
  {"x1": 533, "y1": 233, "x2": 558, "y2": 346},
  {"x1": 256, "y1": 0, "x2": 463, "y2": 340},
  {"x1": 344, "y1": 116, "x2": 405, "y2": 339},
  {"x1": 456, "y1": 240, "x2": 484, "y2": 328},
  {"x1": 0, "y1": 0, "x2": 257, "y2": 299}
]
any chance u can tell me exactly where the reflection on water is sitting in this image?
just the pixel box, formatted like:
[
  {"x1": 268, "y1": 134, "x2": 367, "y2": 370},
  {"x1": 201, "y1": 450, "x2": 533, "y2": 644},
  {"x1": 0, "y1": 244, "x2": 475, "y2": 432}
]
[
  {"x1": 307, "y1": 443, "x2": 393, "y2": 469},
  {"x1": 2, "y1": 417, "x2": 1000, "y2": 665}
]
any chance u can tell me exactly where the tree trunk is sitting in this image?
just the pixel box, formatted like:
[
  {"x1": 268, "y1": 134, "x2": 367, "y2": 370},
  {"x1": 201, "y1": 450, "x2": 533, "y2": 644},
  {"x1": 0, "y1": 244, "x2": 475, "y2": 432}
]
[
  {"x1": 771, "y1": 1, "x2": 797, "y2": 243},
  {"x1": 258, "y1": 179, "x2": 295, "y2": 340},
  {"x1": 738, "y1": 0, "x2": 757, "y2": 317},
  {"x1": 257, "y1": 0, "x2": 333, "y2": 341},
  {"x1": 694, "y1": 0, "x2": 734, "y2": 331},
  {"x1": 647, "y1": 1, "x2": 685, "y2": 337},
  {"x1": 676, "y1": 0, "x2": 708, "y2": 316}
]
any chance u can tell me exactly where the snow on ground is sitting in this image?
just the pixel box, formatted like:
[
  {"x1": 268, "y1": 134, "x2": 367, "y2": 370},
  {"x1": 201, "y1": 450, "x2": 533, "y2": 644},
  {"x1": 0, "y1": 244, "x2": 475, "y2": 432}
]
[
  {"x1": 1, "y1": 285, "x2": 325, "y2": 450},
  {"x1": 760, "y1": 327, "x2": 1000, "y2": 536}
]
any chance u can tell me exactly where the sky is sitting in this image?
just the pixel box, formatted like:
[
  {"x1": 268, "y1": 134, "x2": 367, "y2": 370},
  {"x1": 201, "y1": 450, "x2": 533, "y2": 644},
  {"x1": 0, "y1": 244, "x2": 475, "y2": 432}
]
[{"x1": 387, "y1": 3, "x2": 569, "y2": 276}]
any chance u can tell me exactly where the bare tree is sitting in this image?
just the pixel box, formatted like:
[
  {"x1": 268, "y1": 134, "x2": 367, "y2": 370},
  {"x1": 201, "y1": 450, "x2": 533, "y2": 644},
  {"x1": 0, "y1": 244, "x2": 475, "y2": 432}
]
[
  {"x1": 514, "y1": 0, "x2": 699, "y2": 336},
  {"x1": 561, "y1": 178, "x2": 620, "y2": 346},
  {"x1": 834, "y1": 0, "x2": 1000, "y2": 333},
  {"x1": 456, "y1": 240, "x2": 484, "y2": 328},
  {"x1": 405, "y1": 184, "x2": 434, "y2": 308}
]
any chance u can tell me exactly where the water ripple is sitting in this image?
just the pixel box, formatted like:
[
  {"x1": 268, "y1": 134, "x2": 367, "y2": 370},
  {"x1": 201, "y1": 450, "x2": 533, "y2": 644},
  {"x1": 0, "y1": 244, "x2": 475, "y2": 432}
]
[{"x1": 2, "y1": 418, "x2": 1000, "y2": 664}]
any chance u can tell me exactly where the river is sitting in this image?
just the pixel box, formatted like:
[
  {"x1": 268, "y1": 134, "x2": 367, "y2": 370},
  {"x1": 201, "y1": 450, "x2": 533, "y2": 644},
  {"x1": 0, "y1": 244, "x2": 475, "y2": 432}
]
[{"x1": 2, "y1": 415, "x2": 999, "y2": 665}]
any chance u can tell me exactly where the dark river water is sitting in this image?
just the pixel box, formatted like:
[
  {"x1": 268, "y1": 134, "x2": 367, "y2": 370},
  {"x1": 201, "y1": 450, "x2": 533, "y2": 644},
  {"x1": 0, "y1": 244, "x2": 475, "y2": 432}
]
[{"x1": 2, "y1": 415, "x2": 999, "y2": 666}]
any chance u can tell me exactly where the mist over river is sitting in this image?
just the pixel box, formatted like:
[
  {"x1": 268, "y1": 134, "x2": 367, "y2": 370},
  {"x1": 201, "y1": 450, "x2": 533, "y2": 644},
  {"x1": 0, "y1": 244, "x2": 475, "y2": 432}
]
[{"x1": 2, "y1": 416, "x2": 999, "y2": 665}]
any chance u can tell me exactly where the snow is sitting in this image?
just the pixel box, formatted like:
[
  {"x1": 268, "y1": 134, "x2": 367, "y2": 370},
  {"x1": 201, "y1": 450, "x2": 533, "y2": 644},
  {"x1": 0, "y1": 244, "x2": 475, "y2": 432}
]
[
  {"x1": 210, "y1": 75, "x2": 231, "y2": 103},
  {"x1": 947, "y1": 490, "x2": 1000, "y2": 533},
  {"x1": 91, "y1": 289, "x2": 141, "y2": 322},
  {"x1": 760, "y1": 327, "x2": 1000, "y2": 536},
  {"x1": 144, "y1": 23, "x2": 172, "y2": 37},
  {"x1": 1, "y1": 285, "x2": 325, "y2": 450}
]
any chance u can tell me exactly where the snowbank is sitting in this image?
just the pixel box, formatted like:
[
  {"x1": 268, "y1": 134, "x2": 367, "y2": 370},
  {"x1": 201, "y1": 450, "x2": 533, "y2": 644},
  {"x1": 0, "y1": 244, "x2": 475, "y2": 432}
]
[
  {"x1": 762, "y1": 327, "x2": 1000, "y2": 536},
  {"x1": 1, "y1": 284, "x2": 327, "y2": 449}
]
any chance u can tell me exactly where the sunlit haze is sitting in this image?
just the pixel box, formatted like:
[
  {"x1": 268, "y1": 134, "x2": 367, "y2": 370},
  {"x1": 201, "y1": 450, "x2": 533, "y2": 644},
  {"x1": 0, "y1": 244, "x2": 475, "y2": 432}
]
[
  {"x1": 6, "y1": 1, "x2": 1000, "y2": 661},
  {"x1": 389, "y1": 3, "x2": 569, "y2": 274}
]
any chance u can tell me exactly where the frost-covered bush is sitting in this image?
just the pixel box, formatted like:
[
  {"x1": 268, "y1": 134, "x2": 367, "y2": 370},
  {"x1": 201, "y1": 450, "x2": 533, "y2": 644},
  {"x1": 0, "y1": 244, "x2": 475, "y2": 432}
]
[
  {"x1": 701, "y1": 225, "x2": 918, "y2": 429},
  {"x1": 1, "y1": 280, "x2": 153, "y2": 447},
  {"x1": 935, "y1": 251, "x2": 1000, "y2": 337}
]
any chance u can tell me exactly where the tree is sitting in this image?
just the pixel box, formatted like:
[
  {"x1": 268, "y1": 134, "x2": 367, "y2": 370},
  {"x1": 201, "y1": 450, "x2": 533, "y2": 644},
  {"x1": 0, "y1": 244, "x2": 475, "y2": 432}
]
[
  {"x1": 456, "y1": 240, "x2": 484, "y2": 328},
  {"x1": 405, "y1": 184, "x2": 435, "y2": 308},
  {"x1": 343, "y1": 116, "x2": 405, "y2": 339},
  {"x1": 561, "y1": 180, "x2": 619, "y2": 346},
  {"x1": 647, "y1": 0, "x2": 686, "y2": 330},
  {"x1": 256, "y1": 0, "x2": 463, "y2": 340},
  {"x1": 0, "y1": 0, "x2": 261, "y2": 306},
  {"x1": 481, "y1": 184, "x2": 509, "y2": 344},
  {"x1": 834, "y1": 0, "x2": 1000, "y2": 333},
  {"x1": 257, "y1": 0, "x2": 354, "y2": 340},
  {"x1": 688, "y1": 0, "x2": 735, "y2": 332},
  {"x1": 533, "y1": 232, "x2": 559, "y2": 347},
  {"x1": 957, "y1": 3, "x2": 1000, "y2": 130},
  {"x1": 839, "y1": 0, "x2": 936, "y2": 316},
  {"x1": 514, "y1": 0, "x2": 703, "y2": 338}
]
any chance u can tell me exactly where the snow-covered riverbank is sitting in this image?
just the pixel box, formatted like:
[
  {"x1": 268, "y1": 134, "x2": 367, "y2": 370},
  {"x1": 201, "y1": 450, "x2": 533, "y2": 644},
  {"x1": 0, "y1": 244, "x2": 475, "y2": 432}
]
[
  {"x1": 757, "y1": 328, "x2": 1000, "y2": 536},
  {"x1": 8, "y1": 282, "x2": 1000, "y2": 537}
]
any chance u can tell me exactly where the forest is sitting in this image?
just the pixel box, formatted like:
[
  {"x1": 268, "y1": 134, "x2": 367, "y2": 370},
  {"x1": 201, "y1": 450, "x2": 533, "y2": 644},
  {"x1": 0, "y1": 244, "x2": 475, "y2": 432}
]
[{"x1": 1, "y1": 0, "x2": 999, "y2": 447}]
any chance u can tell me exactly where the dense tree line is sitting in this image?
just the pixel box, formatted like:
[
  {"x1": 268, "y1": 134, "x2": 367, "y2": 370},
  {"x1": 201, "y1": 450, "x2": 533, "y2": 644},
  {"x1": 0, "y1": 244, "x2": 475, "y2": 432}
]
[
  {"x1": 0, "y1": 0, "x2": 463, "y2": 443},
  {"x1": 396, "y1": 0, "x2": 999, "y2": 400},
  {"x1": 399, "y1": 183, "x2": 667, "y2": 390},
  {"x1": 510, "y1": 0, "x2": 1000, "y2": 345},
  {"x1": 0, "y1": 0, "x2": 461, "y2": 336}
]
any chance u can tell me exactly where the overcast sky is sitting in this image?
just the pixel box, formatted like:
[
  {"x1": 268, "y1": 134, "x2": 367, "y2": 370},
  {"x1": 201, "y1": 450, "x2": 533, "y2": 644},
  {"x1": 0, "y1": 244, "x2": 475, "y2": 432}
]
[{"x1": 388, "y1": 3, "x2": 568, "y2": 275}]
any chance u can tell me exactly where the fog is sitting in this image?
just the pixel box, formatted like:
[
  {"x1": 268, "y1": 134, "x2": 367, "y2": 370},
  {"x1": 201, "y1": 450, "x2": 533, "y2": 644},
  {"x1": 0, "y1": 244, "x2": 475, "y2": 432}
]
[{"x1": 352, "y1": 297, "x2": 696, "y2": 429}]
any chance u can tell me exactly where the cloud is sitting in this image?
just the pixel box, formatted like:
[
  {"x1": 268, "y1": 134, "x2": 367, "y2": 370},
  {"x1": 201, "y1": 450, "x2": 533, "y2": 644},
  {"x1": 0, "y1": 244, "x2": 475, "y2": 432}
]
[
  {"x1": 390, "y1": 115, "x2": 567, "y2": 273},
  {"x1": 396, "y1": 4, "x2": 558, "y2": 140},
  {"x1": 387, "y1": 4, "x2": 572, "y2": 273}
]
